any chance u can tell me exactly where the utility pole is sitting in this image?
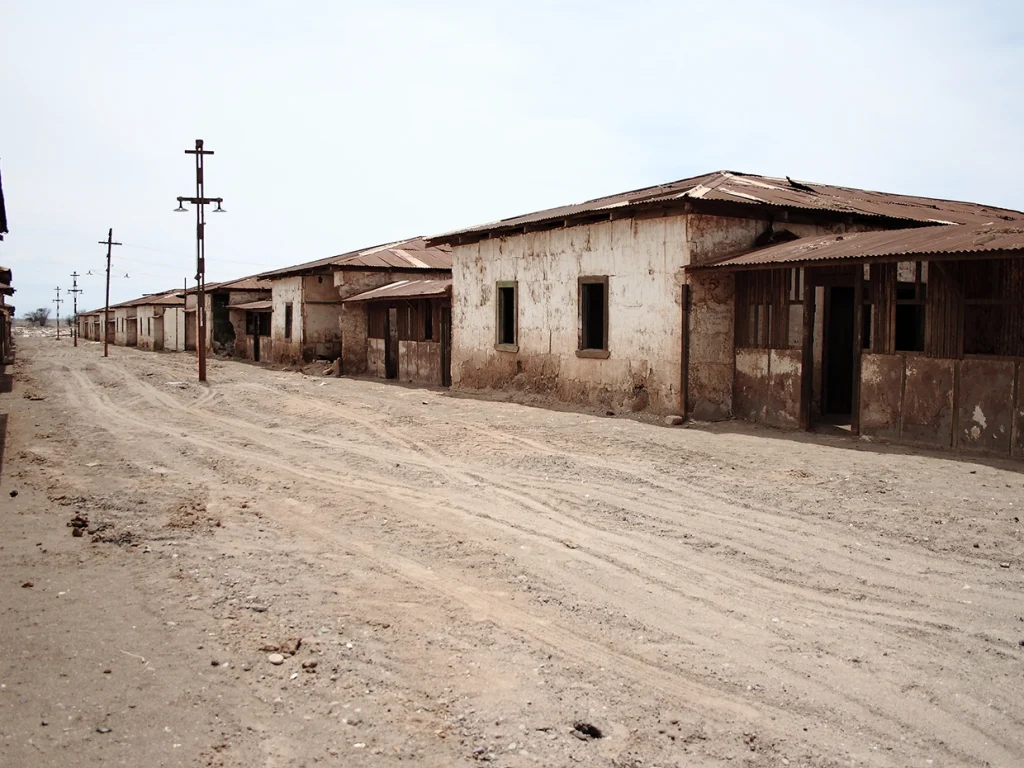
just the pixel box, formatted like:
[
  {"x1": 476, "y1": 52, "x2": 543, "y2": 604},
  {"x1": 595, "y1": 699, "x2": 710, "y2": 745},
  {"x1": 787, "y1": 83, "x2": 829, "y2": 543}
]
[
  {"x1": 99, "y1": 228, "x2": 122, "y2": 358},
  {"x1": 175, "y1": 139, "x2": 225, "y2": 383},
  {"x1": 52, "y1": 288, "x2": 63, "y2": 340},
  {"x1": 69, "y1": 272, "x2": 83, "y2": 347}
]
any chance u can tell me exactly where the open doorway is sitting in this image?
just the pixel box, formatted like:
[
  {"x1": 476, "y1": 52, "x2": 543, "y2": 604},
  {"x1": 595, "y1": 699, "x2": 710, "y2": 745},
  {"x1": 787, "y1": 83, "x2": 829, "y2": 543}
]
[
  {"x1": 384, "y1": 308, "x2": 399, "y2": 379},
  {"x1": 824, "y1": 285, "x2": 854, "y2": 418}
]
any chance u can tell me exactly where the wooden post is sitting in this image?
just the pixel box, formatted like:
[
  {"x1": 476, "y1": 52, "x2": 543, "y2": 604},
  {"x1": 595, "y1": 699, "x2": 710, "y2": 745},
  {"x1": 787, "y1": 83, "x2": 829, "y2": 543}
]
[
  {"x1": 851, "y1": 268, "x2": 864, "y2": 436},
  {"x1": 680, "y1": 284, "x2": 690, "y2": 418},
  {"x1": 800, "y1": 273, "x2": 815, "y2": 431}
]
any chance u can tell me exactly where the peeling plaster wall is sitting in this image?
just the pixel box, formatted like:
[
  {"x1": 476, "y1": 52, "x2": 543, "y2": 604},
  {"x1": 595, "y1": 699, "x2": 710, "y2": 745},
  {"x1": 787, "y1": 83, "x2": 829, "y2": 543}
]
[
  {"x1": 732, "y1": 347, "x2": 801, "y2": 428},
  {"x1": 451, "y1": 216, "x2": 689, "y2": 413},
  {"x1": 269, "y1": 276, "x2": 303, "y2": 363}
]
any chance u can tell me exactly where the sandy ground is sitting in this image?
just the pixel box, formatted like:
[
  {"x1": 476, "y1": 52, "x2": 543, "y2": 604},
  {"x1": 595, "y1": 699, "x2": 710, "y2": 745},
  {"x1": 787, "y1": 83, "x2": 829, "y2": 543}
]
[{"x1": 1, "y1": 332, "x2": 1022, "y2": 768}]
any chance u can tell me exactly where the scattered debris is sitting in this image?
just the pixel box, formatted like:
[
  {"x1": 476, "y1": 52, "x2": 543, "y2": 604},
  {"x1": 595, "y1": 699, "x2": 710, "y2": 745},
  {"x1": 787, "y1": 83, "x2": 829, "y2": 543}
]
[
  {"x1": 301, "y1": 660, "x2": 318, "y2": 672},
  {"x1": 664, "y1": 415, "x2": 685, "y2": 426},
  {"x1": 96, "y1": 726, "x2": 112, "y2": 734},
  {"x1": 21, "y1": 581, "x2": 33, "y2": 588},
  {"x1": 8, "y1": 490, "x2": 17, "y2": 498}
]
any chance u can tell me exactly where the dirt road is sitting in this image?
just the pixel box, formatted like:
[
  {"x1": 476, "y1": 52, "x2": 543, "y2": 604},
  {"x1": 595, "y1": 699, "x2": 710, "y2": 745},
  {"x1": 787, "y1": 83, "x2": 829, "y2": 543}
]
[{"x1": 2, "y1": 334, "x2": 1022, "y2": 767}]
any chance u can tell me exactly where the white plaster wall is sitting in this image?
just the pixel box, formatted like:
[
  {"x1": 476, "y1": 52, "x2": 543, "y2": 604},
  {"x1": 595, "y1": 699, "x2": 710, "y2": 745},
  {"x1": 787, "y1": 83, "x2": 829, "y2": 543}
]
[
  {"x1": 162, "y1": 307, "x2": 187, "y2": 351},
  {"x1": 451, "y1": 216, "x2": 689, "y2": 412},
  {"x1": 270, "y1": 276, "x2": 303, "y2": 362}
]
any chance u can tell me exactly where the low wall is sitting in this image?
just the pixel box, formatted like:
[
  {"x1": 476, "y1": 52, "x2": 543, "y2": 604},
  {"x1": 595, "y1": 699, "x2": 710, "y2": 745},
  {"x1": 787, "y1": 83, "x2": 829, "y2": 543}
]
[
  {"x1": 365, "y1": 338, "x2": 442, "y2": 385},
  {"x1": 733, "y1": 348, "x2": 802, "y2": 428},
  {"x1": 860, "y1": 353, "x2": 1023, "y2": 458}
]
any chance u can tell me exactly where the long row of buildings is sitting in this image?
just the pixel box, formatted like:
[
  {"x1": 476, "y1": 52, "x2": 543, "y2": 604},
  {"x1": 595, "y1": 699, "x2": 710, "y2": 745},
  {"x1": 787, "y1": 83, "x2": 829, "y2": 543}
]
[{"x1": 79, "y1": 170, "x2": 1024, "y2": 459}]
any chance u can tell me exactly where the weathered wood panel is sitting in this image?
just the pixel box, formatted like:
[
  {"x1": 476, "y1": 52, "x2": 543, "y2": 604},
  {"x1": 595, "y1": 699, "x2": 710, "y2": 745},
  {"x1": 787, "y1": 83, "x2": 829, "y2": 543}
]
[{"x1": 1014, "y1": 362, "x2": 1024, "y2": 459}]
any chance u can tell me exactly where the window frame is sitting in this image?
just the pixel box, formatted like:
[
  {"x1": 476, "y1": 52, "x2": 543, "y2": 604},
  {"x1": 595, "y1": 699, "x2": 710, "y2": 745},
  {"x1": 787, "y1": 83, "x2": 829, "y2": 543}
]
[
  {"x1": 577, "y1": 275, "x2": 610, "y2": 359},
  {"x1": 494, "y1": 280, "x2": 519, "y2": 352}
]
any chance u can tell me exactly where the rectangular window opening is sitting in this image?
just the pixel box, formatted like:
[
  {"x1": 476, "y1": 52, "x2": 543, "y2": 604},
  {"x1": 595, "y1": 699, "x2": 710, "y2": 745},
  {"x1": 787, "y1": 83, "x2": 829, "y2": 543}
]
[
  {"x1": 284, "y1": 303, "x2": 293, "y2": 340},
  {"x1": 422, "y1": 300, "x2": 434, "y2": 342},
  {"x1": 579, "y1": 277, "x2": 608, "y2": 352},
  {"x1": 495, "y1": 282, "x2": 517, "y2": 348},
  {"x1": 895, "y1": 279, "x2": 925, "y2": 352}
]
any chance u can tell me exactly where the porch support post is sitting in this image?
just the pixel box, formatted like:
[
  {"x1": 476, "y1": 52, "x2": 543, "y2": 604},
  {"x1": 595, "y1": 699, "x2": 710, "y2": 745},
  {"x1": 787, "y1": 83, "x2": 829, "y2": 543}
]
[
  {"x1": 851, "y1": 267, "x2": 864, "y2": 436},
  {"x1": 800, "y1": 272, "x2": 815, "y2": 431}
]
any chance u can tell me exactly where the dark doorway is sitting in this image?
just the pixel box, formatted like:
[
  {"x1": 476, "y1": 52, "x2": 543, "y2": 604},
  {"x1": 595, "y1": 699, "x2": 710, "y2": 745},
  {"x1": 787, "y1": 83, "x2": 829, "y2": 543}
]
[
  {"x1": 825, "y1": 286, "x2": 855, "y2": 416},
  {"x1": 253, "y1": 333, "x2": 260, "y2": 362},
  {"x1": 384, "y1": 308, "x2": 399, "y2": 379},
  {"x1": 440, "y1": 304, "x2": 452, "y2": 387}
]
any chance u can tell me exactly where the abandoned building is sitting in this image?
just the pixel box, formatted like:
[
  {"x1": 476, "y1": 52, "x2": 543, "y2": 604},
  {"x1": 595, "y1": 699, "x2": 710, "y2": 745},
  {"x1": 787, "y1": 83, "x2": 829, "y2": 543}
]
[
  {"x1": 0, "y1": 266, "x2": 14, "y2": 364},
  {"x1": 135, "y1": 291, "x2": 187, "y2": 351},
  {"x1": 184, "y1": 276, "x2": 272, "y2": 358},
  {"x1": 427, "y1": 170, "x2": 1024, "y2": 457},
  {"x1": 257, "y1": 238, "x2": 451, "y2": 367},
  {"x1": 342, "y1": 278, "x2": 452, "y2": 385}
]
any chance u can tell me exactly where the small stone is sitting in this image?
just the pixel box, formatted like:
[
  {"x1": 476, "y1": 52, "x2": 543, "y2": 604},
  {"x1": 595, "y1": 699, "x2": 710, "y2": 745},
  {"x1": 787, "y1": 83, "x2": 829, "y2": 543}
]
[
  {"x1": 268, "y1": 653, "x2": 285, "y2": 665},
  {"x1": 41, "y1": 720, "x2": 48, "y2": 726},
  {"x1": 1001, "y1": 562, "x2": 1011, "y2": 568},
  {"x1": 664, "y1": 415, "x2": 685, "y2": 426},
  {"x1": 242, "y1": 662, "x2": 252, "y2": 672},
  {"x1": 21, "y1": 582, "x2": 33, "y2": 589},
  {"x1": 96, "y1": 726, "x2": 112, "y2": 734},
  {"x1": 72, "y1": 528, "x2": 84, "y2": 538},
  {"x1": 302, "y1": 660, "x2": 318, "y2": 671},
  {"x1": 103, "y1": 669, "x2": 112, "y2": 674},
  {"x1": 9, "y1": 490, "x2": 18, "y2": 498},
  {"x1": 211, "y1": 659, "x2": 220, "y2": 667}
]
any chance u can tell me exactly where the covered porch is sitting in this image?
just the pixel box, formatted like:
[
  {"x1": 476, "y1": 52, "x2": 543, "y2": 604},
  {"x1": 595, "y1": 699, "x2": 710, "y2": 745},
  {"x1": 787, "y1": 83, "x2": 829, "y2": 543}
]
[{"x1": 698, "y1": 224, "x2": 1024, "y2": 458}]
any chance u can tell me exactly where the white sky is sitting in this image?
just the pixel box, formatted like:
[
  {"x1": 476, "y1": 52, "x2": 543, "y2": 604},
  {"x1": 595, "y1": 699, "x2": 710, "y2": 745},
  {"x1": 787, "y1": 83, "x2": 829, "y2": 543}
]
[{"x1": 2, "y1": 0, "x2": 1022, "y2": 316}]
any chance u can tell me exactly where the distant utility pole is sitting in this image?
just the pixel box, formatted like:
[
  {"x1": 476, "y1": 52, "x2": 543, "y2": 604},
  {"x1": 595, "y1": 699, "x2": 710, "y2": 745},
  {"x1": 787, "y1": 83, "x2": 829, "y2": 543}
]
[
  {"x1": 52, "y1": 287, "x2": 63, "y2": 340},
  {"x1": 175, "y1": 139, "x2": 225, "y2": 383},
  {"x1": 99, "y1": 228, "x2": 122, "y2": 358},
  {"x1": 69, "y1": 272, "x2": 83, "y2": 347}
]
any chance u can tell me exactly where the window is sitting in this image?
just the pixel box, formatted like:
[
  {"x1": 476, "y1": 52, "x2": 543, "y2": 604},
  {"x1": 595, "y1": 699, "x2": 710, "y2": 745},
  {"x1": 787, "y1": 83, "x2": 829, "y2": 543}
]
[
  {"x1": 284, "y1": 303, "x2": 293, "y2": 340},
  {"x1": 495, "y1": 281, "x2": 517, "y2": 350},
  {"x1": 578, "y1": 276, "x2": 609, "y2": 357},
  {"x1": 147, "y1": 318, "x2": 152, "y2": 335},
  {"x1": 422, "y1": 300, "x2": 434, "y2": 341},
  {"x1": 963, "y1": 259, "x2": 1024, "y2": 357},
  {"x1": 258, "y1": 313, "x2": 271, "y2": 336}
]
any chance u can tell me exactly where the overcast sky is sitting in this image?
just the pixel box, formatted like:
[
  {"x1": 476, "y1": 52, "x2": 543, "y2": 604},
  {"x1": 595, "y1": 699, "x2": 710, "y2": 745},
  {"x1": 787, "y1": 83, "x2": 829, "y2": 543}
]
[{"x1": 2, "y1": 0, "x2": 1022, "y2": 316}]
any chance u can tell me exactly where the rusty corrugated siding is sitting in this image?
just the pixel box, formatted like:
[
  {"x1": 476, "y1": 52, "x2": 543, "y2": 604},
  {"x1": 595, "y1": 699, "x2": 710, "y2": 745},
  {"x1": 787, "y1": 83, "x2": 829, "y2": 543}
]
[
  {"x1": 428, "y1": 171, "x2": 1024, "y2": 242},
  {"x1": 698, "y1": 224, "x2": 1024, "y2": 269}
]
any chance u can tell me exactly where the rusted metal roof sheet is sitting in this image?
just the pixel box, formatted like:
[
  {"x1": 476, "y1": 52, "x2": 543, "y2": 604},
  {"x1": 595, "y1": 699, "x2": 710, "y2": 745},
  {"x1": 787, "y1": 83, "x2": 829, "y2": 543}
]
[
  {"x1": 343, "y1": 278, "x2": 452, "y2": 303},
  {"x1": 211, "y1": 276, "x2": 271, "y2": 291},
  {"x1": 697, "y1": 224, "x2": 1024, "y2": 270},
  {"x1": 428, "y1": 171, "x2": 1024, "y2": 243},
  {"x1": 257, "y1": 237, "x2": 452, "y2": 279},
  {"x1": 232, "y1": 299, "x2": 273, "y2": 311}
]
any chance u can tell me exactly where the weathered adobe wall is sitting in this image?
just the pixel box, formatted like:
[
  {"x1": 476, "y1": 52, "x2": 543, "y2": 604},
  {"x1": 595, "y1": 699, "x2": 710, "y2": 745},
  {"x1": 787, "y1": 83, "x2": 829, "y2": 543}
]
[
  {"x1": 269, "y1": 277, "x2": 303, "y2": 363},
  {"x1": 335, "y1": 269, "x2": 447, "y2": 375},
  {"x1": 860, "y1": 353, "x2": 1023, "y2": 457},
  {"x1": 451, "y1": 216, "x2": 689, "y2": 413},
  {"x1": 733, "y1": 348, "x2": 803, "y2": 428},
  {"x1": 226, "y1": 309, "x2": 248, "y2": 358},
  {"x1": 684, "y1": 215, "x2": 871, "y2": 420}
]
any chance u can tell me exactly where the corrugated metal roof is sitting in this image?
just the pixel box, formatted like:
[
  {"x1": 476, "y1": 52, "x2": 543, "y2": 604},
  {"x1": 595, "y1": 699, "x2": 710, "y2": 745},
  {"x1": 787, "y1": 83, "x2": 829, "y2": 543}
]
[
  {"x1": 257, "y1": 237, "x2": 452, "y2": 279},
  {"x1": 232, "y1": 299, "x2": 273, "y2": 311},
  {"x1": 211, "y1": 276, "x2": 272, "y2": 291},
  {"x1": 428, "y1": 171, "x2": 1024, "y2": 242},
  {"x1": 342, "y1": 278, "x2": 452, "y2": 303},
  {"x1": 696, "y1": 224, "x2": 1024, "y2": 270}
]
